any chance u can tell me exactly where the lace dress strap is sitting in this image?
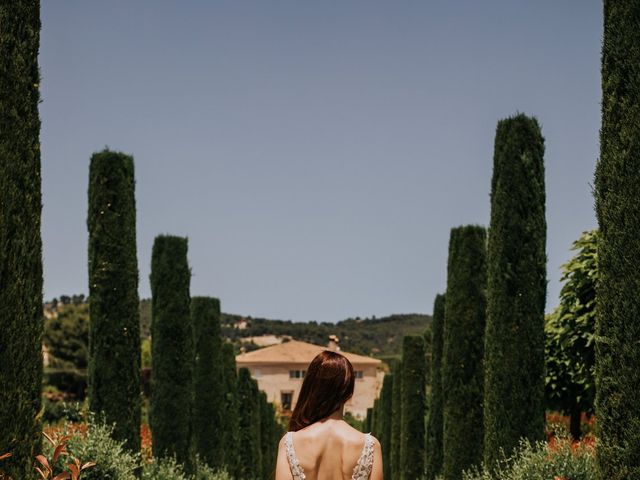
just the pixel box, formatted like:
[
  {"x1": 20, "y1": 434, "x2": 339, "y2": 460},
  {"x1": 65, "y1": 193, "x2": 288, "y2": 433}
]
[
  {"x1": 284, "y1": 431, "x2": 306, "y2": 480},
  {"x1": 351, "y1": 433, "x2": 375, "y2": 480}
]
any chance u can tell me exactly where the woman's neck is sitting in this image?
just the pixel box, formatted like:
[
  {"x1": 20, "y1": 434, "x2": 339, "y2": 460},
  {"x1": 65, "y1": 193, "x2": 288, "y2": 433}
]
[{"x1": 328, "y1": 406, "x2": 344, "y2": 421}]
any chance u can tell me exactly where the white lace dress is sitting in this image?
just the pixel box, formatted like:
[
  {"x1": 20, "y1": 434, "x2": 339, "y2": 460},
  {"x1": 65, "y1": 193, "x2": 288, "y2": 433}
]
[{"x1": 284, "y1": 431, "x2": 375, "y2": 480}]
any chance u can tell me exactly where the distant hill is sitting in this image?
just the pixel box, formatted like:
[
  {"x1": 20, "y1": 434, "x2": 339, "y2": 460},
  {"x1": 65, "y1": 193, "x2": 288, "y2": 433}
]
[
  {"x1": 58, "y1": 297, "x2": 431, "y2": 360},
  {"x1": 220, "y1": 312, "x2": 431, "y2": 359}
]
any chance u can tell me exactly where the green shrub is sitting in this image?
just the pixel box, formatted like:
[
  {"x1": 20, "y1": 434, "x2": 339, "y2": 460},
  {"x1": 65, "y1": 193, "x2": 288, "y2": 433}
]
[
  {"x1": 42, "y1": 398, "x2": 84, "y2": 424},
  {"x1": 46, "y1": 422, "x2": 139, "y2": 480},
  {"x1": 461, "y1": 436, "x2": 595, "y2": 480},
  {"x1": 142, "y1": 457, "x2": 231, "y2": 480}
]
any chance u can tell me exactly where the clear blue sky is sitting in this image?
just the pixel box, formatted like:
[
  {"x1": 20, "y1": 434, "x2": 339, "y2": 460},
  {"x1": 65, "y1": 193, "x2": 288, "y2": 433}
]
[{"x1": 39, "y1": 1, "x2": 602, "y2": 322}]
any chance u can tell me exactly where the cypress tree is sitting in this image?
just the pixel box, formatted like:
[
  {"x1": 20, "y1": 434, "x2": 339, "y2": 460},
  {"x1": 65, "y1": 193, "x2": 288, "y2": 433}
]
[
  {"x1": 260, "y1": 392, "x2": 277, "y2": 479},
  {"x1": 442, "y1": 226, "x2": 487, "y2": 479},
  {"x1": 364, "y1": 408, "x2": 373, "y2": 433},
  {"x1": 87, "y1": 149, "x2": 140, "y2": 452},
  {"x1": 149, "y1": 235, "x2": 194, "y2": 470},
  {"x1": 379, "y1": 374, "x2": 393, "y2": 480},
  {"x1": 484, "y1": 113, "x2": 546, "y2": 466},
  {"x1": 425, "y1": 294, "x2": 445, "y2": 480},
  {"x1": 371, "y1": 398, "x2": 379, "y2": 437},
  {"x1": 237, "y1": 367, "x2": 260, "y2": 479},
  {"x1": 594, "y1": 2, "x2": 640, "y2": 477},
  {"x1": 400, "y1": 336, "x2": 426, "y2": 480},
  {"x1": 220, "y1": 343, "x2": 240, "y2": 476},
  {"x1": 0, "y1": 2, "x2": 44, "y2": 477},
  {"x1": 191, "y1": 296, "x2": 223, "y2": 468},
  {"x1": 390, "y1": 360, "x2": 402, "y2": 480}
]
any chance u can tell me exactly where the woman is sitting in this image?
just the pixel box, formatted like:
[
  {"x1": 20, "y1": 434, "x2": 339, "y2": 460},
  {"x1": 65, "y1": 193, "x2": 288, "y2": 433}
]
[{"x1": 275, "y1": 350, "x2": 383, "y2": 480}]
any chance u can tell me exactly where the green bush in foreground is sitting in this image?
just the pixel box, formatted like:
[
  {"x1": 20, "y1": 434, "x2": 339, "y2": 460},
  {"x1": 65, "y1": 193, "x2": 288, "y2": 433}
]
[
  {"x1": 44, "y1": 421, "x2": 230, "y2": 480},
  {"x1": 460, "y1": 436, "x2": 595, "y2": 480}
]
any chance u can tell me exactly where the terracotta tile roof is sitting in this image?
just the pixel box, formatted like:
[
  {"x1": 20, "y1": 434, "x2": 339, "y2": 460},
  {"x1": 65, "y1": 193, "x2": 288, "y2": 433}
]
[{"x1": 235, "y1": 339, "x2": 381, "y2": 366}]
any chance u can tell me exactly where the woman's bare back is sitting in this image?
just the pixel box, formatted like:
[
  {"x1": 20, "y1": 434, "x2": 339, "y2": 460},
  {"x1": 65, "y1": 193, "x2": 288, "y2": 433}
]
[{"x1": 275, "y1": 418, "x2": 383, "y2": 480}]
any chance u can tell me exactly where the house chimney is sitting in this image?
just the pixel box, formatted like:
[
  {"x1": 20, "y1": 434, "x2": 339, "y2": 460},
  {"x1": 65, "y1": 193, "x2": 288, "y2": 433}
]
[{"x1": 328, "y1": 335, "x2": 340, "y2": 352}]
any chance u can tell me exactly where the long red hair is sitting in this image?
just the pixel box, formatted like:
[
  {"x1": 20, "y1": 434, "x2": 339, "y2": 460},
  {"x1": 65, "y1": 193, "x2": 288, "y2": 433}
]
[{"x1": 288, "y1": 350, "x2": 355, "y2": 431}]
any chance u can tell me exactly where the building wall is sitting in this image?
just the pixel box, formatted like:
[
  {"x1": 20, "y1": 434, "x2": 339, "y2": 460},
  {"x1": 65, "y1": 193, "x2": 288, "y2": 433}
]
[{"x1": 239, "y1": 361, "x2": 382, "y2": 419}]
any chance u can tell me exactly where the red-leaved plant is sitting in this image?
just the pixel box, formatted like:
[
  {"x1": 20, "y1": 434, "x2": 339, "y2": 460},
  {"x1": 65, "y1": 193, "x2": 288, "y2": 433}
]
[{"x1": 0, "y1": 431, "x2": 95, "y2": 480}]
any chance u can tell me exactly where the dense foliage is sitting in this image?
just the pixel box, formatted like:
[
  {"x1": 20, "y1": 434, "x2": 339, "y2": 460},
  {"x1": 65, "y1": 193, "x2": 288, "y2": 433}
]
[
  {"x1": 149, "y1": 236, "x2": 194, "y2": 471},
  {"x1": 460, "y1": 437, "x2": 595, "y2": 480},
  {"x1": 87, "y1": 149, "x2": 141, "y2": 452},
  {"x1": 594, "y1": 2, "x2": 640, "y2": 478},
  {"x1": 426, "y1": 293, "x2": 445, "y2": 480},
  {"x1": 390, "y1": 360, "x2": 402, "y2": 479},
  {"x1": 191, "y1": 297, "x2": 224, "y2": 468},
  {"x1": 400, "y1": 336, "x2": 426, "y2": 480},
  {"x1": 443, "y1": 226, "x2": 487, "y2": 479},
  {"x1": 237, "y1": 368, "x2": 261, "y2": 479},
  {"x1": 0, "y1": 1, "x2": 44, "y2": 477},
  {"x1": 219, "y1": 343, "x2": 240, "y2": 476},
  {"x1": 378, "y1": 374, "x2": 393, "y2": 480},
  {"x1": 484, "y1": 113, "x2": 547, "y2": 466},
  {"x1": 221, "y1": 313, "x2": 431, "y2": 356},
  {"x1": 545, "y1": 230, "x2": 597, "y2": 440}
]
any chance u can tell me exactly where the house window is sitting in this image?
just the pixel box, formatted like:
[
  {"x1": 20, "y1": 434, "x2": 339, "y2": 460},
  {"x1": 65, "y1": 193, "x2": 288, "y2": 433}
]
[
  {"x1": 281, "y1": 391, "x2": 293, "y2": 411},
  {"x1": 355, "y1": 371, "x2": 364, "y2": 379},
  {"x1": 289, "y1": 370, "x2": 306, "y2": 379}
]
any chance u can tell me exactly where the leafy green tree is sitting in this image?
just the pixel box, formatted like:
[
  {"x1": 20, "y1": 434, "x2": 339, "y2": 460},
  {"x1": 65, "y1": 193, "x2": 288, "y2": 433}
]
[
  {"x1": 400, "y1": 335, "x2": 426, "y2": 480},
  {"x1": 220, "y1": 343, "x2": 240, "y2": 476},
  {"x1": 443, "y1": 226, "x2": 487, "y2": 479},
  {"x1": 44, "y1": 303, "x2": 89, "y2": 370},
  {"x1": 484, "y1": 113, "x2": 546, "y2": 466},
  {"x1": 87, "y1": 149, "x2": 141, "y2": 452},
  {"x1": 545, "y1": 230, "x2": 597, "y2": 440},
  {"x1": 390, "y1": 360, "x2": 402, "y2": 479},
  {"x1": 191, "y1": 297, "x2": 224, "y2": 468},
  {"x1": 149, "y1": 235, "x2": 194, "y2": 471},
  {"x1": 0, "y1": 1, "x2": 44, "y2": 477},
  {"x1": 426, "y1": 294, "x2": 445, "y2": 480},
  {"x1": 594, "y1": 2, "x2": 640, "y2": 477}
]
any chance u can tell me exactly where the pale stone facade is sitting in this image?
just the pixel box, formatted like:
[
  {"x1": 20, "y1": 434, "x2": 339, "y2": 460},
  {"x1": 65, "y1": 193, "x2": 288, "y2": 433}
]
[{"x1": 236, "y1": 339, "x2": 383, "y2": 419}]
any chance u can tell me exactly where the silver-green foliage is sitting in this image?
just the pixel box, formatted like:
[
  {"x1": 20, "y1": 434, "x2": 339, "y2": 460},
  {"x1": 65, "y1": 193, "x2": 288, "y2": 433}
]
[{"x1": 461, "y1": 437, "x2": 595, "y2": 480}]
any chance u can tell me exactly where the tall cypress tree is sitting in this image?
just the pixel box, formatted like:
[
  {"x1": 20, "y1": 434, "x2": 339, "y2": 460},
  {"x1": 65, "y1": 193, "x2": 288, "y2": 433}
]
[
  {"x1": 237, "y1": 367, "x2": 260, "y2": 480},
  {"x1": 442, "y1": 226, "x2": 487, "y2": 479},
  {"x1": 260, "y1": 392, "x2": 277, "y2": 479},
  {"x1": 150, "y1": 235, "x2": 193, "y2": 470},
  {"x1": 191, "y1": 296, "x2": 223, "y2": 468},
  {"x1": 484, "y1": 113, "x2": 546, "y2": 466},
  {"x1": 426, "y1": 294, "x2": 445, "y2": 480},
  {"x1": 400, "y1": 335, "x2": 426, "y2": 480},
  {"x1": 0, "y1": 2, "x2": 43, "y2": 477},
  {"x1": 379, "y1": 374, "x2": 393, "y2": 480},
  {"x1": 220, "y1": 343, "x2": 240, "y2": 476},
  {"x1": 365, "y1": 408, "x2": 373, "y2": 433},
  {"x1": 390, "y1": 360, "x2": 402, "y2": 480},
  {"x1": 87, "y1": 149, "x2": 140, "y2": 452},
  {"x1": 594, "y1": 2, "x2": 640, "y2": 478}
]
